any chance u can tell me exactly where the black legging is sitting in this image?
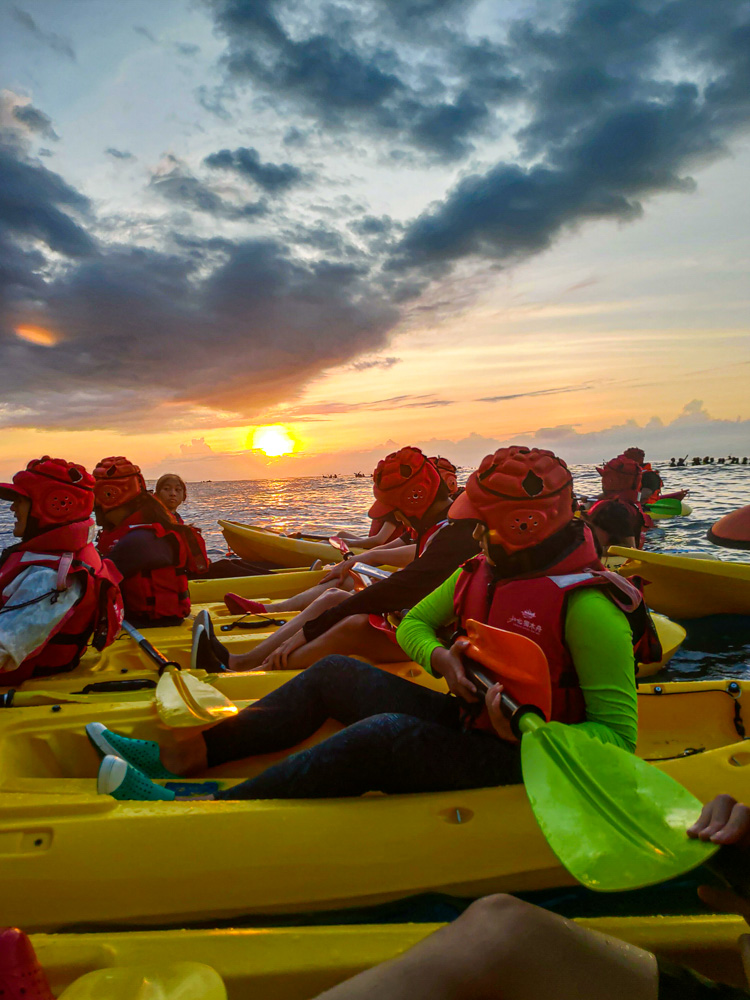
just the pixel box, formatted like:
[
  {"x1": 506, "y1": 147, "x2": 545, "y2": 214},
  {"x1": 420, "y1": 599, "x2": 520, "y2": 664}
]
[{"x1": 204, "y1": 656, "x2": 522, "y2": 799}]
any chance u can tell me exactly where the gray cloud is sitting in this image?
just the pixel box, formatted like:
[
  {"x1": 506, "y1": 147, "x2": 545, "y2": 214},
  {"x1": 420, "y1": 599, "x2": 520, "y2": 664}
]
[
  {"x1": 350, "y1": 356, "x2": 401, "y2": 370},
  {"x1": 205, "y1": 0, "x2": 519, "y2": 161},
  {"x1": 12, "y1": 104, "x2": 59, "y2": 140},
  {"x1": 478, "y1": 382, "x2": 597, "y2": 404},
  {"x1": 175, "y1": 42, "x2": 200, "y2": 57},
  {"x1": 12, "y1": 6, "x2": 76, "y2": 60},
  {"x1": 149, "y1": 155, "x2": 267, "y2": 220},
  {"x1": 204, "y1": 146, "x2": 303, "y2": 194},
  {"x1": 133, "y1": 25, "x2": 157, "y2": 43},
  {"x1": 105, "y1": 147, "x2": 135, "y2": 160}
]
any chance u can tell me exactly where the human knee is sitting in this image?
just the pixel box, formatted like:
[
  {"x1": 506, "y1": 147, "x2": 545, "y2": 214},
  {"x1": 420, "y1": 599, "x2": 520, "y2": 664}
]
[
  {"x1": 452, "y1": 895, "x2": 545, "y2": 976},
  {"x1": 312, "y1": 588, "x2": 350, "y2": 611},
  {"x1": 305, "y1": 653, "x2": 372, "y2": 678}
]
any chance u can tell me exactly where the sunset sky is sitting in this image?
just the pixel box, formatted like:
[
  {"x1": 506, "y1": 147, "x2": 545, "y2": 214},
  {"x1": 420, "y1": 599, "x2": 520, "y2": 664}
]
[{"x1": 1, "y1": 0, "x2": 749, "y2": 480}]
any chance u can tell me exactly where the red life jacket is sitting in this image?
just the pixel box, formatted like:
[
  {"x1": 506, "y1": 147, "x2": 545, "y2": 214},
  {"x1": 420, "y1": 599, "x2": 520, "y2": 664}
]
[
  {"x1": 418, "y1": 519, "x2": 448, "y2": 555},
  {"x1": 0, "y1": 521, "x2": 123, "y2": 685},
  {"x1": 98, "y1": 512, "x2": 207, "y2": 623},
  {"x1": 453, "y1": 526, "x2": 654, "y2": 732}
]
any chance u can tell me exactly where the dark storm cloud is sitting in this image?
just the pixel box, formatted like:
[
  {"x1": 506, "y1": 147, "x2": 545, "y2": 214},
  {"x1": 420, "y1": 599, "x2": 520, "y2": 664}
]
[
  {"x1": 0, "y1": 133, "x2": 396, "y2": 430},
  {"x1": 105, "y1": 147, "x2": 135, "y2": 160},
  {"x1": 390, "y1": 0, "x2": 750, "y2": 275},
  {"x1": 149, "y1": 155, "x2": 267, "y2": 219},
  {"x1": 0, "y1": 140, "x2": 95, "y2": 258},
  {"x1": 204, "y1": 0, "x2": 518, "y2": 161},
  {"x1": 204, "y1": 146, "x2": 303, "y2": 193},
  {"x1": 12, "y1": 104, "x2": 59, "y2": 141},
  {"x1": 11, "y1": 6, "x2": 76, "y2": 60}
]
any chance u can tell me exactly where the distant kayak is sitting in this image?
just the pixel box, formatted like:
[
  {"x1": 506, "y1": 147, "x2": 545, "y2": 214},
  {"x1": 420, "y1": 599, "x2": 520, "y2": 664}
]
[
  {"x1": 220, "y1": 520, "x2": 364, "y2": 568},
  {"x1": 610, "y1": 546, "x2": 750, "y2": 618},
  {"x1": 707, "y1": 504, "x2": 750, "y2": 551}
]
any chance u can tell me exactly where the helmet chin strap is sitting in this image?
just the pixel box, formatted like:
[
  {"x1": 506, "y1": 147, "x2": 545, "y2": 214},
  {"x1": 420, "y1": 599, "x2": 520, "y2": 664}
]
[{"x1": 487, "y1": 519, "x2": 584, "y2": 580}]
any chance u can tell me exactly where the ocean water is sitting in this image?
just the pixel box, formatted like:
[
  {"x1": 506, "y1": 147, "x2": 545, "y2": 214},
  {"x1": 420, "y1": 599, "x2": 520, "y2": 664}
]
[{"x1": 1, "y1": 462, "x2": 748, "y2": 680}]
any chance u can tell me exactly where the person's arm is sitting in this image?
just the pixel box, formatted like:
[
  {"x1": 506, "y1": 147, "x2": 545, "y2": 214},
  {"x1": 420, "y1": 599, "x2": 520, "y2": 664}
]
[
  {"x1": 564, "y1": 588, "x2": 638, "y2": 752},
  {"x1": 0, "y1": 566, "x2": 84, "y2": 672},
  {"x1": 107, "y1": 528, "x2": 179, "y2": 578},
  {"x1": 396, "y1": 570, "x2": 461, "y2": 672},
  {"x1": 302, "y1": 520, "x2": 479, "y2": 642},
  {"x1": 338, "y1": 522, "x2": 401, "y2": 548}
]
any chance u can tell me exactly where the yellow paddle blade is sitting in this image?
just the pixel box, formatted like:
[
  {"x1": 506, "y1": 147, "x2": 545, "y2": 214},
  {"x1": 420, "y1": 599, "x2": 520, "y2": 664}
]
[
  {"x1": 156, "y1": 668, "x2": 238, "y2": 728},
  {"x1": 58, "y1": 962, "x2": 226, "y2": 999}
]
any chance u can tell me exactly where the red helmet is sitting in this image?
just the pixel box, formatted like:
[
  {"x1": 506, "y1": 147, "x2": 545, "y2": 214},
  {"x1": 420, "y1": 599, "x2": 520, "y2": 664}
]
[
  {"x1": 0, "y1": 456, "x2": 95, "y2": 529},
  {"x1": 449, "y1": 446, "x2": 573, "y2": 553},
  {"x1": 429, "y1": 456, "x2": 458, "y2": 495},
  {"x1": 622, "y1": 447, "x2": 645, "y2": 466},
  {"x1": 369, "y1": 447, "x2": 442, "y2": 521},
  {"x1": 93, "y1": 456, "x2": 146, "y2": 512},
  {"x1": 596, "y1": 455, "x2": 642, "y2": 503}
]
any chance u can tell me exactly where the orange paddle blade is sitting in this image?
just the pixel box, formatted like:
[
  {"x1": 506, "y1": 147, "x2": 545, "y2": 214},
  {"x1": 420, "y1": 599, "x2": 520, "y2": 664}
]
[{"x1": 464, "y1": 618, "x2": 552, "y2": 720}]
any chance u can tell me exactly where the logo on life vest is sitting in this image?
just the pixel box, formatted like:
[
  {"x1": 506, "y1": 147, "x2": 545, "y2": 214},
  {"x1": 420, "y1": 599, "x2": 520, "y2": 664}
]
[{"x1": 507, "y1": 612, "x2": 542, "y2": 635}]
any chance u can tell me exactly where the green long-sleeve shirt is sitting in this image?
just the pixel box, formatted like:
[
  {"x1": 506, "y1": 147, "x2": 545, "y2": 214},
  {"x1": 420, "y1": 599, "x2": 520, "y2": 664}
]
[{"x1": 396, "y1": 569, "x2": 638, "y2": 752}]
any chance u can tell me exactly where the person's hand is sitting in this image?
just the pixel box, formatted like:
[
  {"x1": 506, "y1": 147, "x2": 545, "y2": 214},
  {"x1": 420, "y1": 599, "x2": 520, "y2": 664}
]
[
  {"x1": 320, "y1": 558, "x2": 355, "y2": 584},
  {"x1": 688, "y1": 795, "x2": 750, "y2": 923},
  {"x1": 431, "y1": 639, "x2": 479, "y2": 703},
  {"x1": 260, "y1": 631, "x2": 306, "y2": 670},
  {"x1": 486, "y1": 682, "x2": 518, "y2": 743}
]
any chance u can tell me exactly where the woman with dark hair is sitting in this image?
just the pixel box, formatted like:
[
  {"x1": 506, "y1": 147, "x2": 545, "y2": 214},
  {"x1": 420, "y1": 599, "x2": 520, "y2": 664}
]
[
  {"x1": 154, "y1": 473, "x2": 187, "y2": 522},
  {"x1": 94, "y1": 457, "x2": 208, "y2": 627},
  {"x1": 584, "y1": 498, "x2": 638, "y2": 552}
]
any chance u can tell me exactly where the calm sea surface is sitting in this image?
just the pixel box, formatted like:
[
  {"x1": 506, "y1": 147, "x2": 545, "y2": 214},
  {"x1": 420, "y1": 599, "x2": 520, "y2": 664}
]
[{"x1": 1, "y1": 461, "x2": 748, "y2": 681}]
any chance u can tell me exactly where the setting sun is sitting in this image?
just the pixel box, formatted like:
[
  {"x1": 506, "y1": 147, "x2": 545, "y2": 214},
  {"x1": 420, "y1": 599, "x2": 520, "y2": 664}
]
[{"x1": 251, "y1": 425, "x2": 296, "y2": 457}]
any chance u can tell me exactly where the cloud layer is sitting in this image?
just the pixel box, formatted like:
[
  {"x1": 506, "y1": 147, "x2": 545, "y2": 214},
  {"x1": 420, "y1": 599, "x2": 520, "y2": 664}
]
[{"x1": 1, "y1": 0, "x2": 749, "y2": 433}]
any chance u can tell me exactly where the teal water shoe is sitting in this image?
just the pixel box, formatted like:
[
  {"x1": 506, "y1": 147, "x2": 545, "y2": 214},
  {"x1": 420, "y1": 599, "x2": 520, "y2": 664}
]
[
  {"x1": 98, "y1": 755, "x2": 176, "y2": 801},
  {"x1": 86, "y1": 722, "x2": 176, "y2": 779}
]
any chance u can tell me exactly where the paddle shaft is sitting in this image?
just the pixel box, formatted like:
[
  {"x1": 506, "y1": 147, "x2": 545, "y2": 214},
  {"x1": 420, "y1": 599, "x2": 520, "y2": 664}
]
[
  {"x1": 121, "y1": 620, "x2": 182, "y2": 673},
  {"x1": 462, "y1": 661, "x2": 546, "y2": 738}
]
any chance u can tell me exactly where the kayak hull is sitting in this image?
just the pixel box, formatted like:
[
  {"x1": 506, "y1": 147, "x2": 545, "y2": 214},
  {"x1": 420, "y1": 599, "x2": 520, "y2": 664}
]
[
  {"x1": 26, "y1": 916, "x2": 750, "y2": 996},
  {"x1": 190, "y1": 567, "x2": 331, "y2": 605},
  {"x1": 0, "y1": 678, "x2": 747, "y2": 931},
  {"x1": 220, "y1": 521, "x2": 363, "y2": 568},
  {"x1": 611, "y1": 546, "x2": 750, "y2": 618}
]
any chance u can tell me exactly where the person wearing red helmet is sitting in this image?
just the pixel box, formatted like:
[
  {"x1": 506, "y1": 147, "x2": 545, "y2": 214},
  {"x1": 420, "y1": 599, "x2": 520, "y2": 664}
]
[
  {"x1": 84, "y1": 447, "x2": 655, "y2": 805},
  {"x1": 94, "y1": 457, "x2": 208, "y2": 627},
  {"x1": 398, "y1": 445, "x2": 660, "y2": 743},
  {"x1": 589, "y1": 453, "x2": 649, "y2": 546},
  {"x1": 0, "y1": 457, "x2": 123, "y2": 685},
  {"x1": 429, "y1": 456, "x2": 459, "y2": 497},
  {"x1": 192, "y1": 446, "x2": 458, "y2": 672}
]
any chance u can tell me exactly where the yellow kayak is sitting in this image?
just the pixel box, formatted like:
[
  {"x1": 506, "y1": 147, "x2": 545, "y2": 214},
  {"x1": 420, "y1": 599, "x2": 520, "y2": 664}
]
[
  {"x1": 1, "y1": 604, "x2": 684, "y2": 699},
  {"x1": 190, "y1": 567, "x2": 331, "y2": 605},
  {"x1": 25, "y1": 916, "x2": 750, "y2": 995},
  {"x1": 220, "y1": 520, "x2": 365, "y2": 568},
  {"x1": 0, "y1": 677, "x2": 747, "y2": 931},
  {"x1": 611, "y1": 546, "x2": 750, "y2": 618}
]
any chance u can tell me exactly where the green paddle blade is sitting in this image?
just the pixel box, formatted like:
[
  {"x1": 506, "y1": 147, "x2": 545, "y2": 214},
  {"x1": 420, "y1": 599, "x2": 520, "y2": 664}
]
[
  {"x1": 646, "y1": 498, "x2": 682, "y2": 513},
  {"x1": 519, "y1": 717, "x2": 718, "y2": 892}
]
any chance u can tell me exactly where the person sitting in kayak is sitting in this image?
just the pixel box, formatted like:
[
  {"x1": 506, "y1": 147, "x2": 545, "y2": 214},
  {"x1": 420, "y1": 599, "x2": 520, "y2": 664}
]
[
  {"x1": 94, "y1": 456, "x2": 208, "y2": 628},
  {"x1": 335, "y1": 456, "x2": 459, "y2": 550},
  {"x1": 639, "y1": 463, "x2": 664, "y2": 505},
  {"x1": 153, "y1": 473, "x2": 187, "y2": 522},
  {"x1": 429, "y1": 456, "x2": 460, "y2": 498},
  {"x1": 86, "y1": 446, "x2": 657, "y2": 802},
  {"x1": 306, "y1": 794, "x2": 750, "y2": 999},
  {"x1": 0, "y1": 457, "x2": 123, "y2": 686},
  {"x1": 590, "y1": 453, "x2": 649, "y2": 545},
  {"x1": 583, "y1": 499, "x2": 639, "y2": 552},
  {"x1": 198, "y1": 446, "x2": 459, "y2": 671}
]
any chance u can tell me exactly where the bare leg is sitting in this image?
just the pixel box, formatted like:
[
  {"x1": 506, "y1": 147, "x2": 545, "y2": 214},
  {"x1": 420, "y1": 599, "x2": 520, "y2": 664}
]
[
  {"x1": 265, "y1": 578, "x2": 355, "y2": 613},
  {"x1": 227, "y1": 589, "x2": 352, "y2": 669},
  {"x1": 314, "y1": 895, "x2": 658, "y2": 1000},
  {"x1": 284, "y1": 615, "x2": 408, "y2": 669},
  {"x1": 160, "y1": 733, "x2": 208, "y2": 775}
]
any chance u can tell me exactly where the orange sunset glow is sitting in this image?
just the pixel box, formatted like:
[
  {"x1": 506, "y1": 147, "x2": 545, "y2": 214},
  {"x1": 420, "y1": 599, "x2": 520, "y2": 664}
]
[{"x1": 15, "y1": 325, "x2": 59, "y2": 347}]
